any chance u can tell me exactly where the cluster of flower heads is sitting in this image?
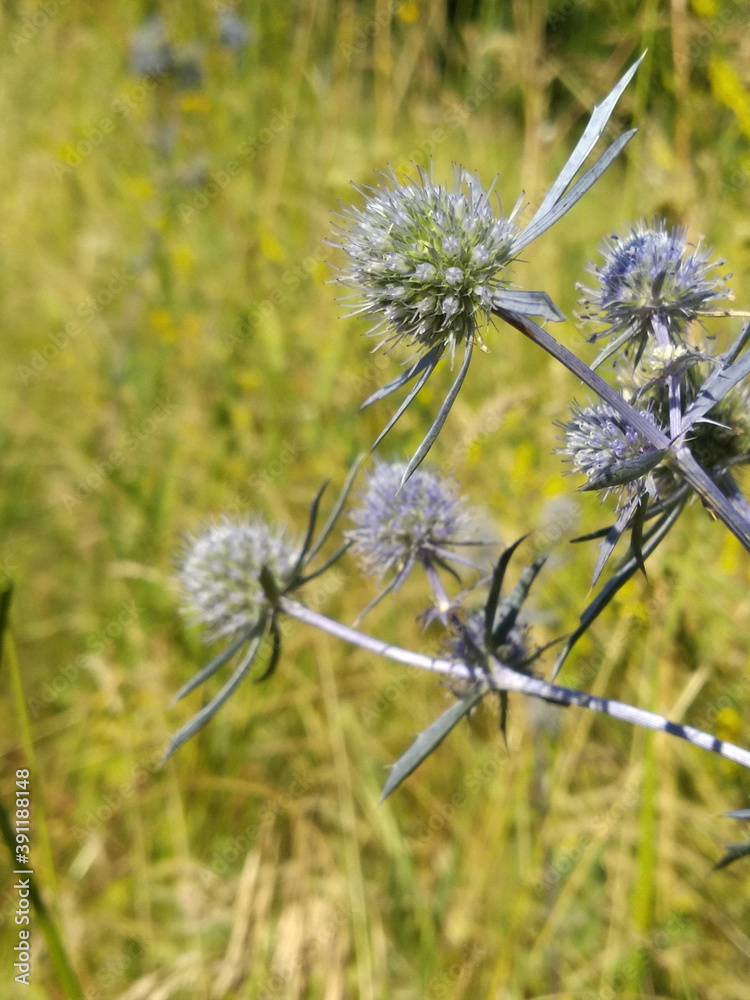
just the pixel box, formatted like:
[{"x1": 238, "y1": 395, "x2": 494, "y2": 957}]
[
  {"x1": 129, "y1": 12, "x2": 251, "y2": 88},
  {"x1": 579, "y1": 218, "x2": 730, "y2": 362},
  {"x1": 560, "y1": 218, "x2": 746, "y2": 510},
  {"x1": 178, "y1": 516, "x2": 298, "y2": 643},
  {"x1": 331, "y1": 166, "x2": 521, "y2": 358},
  {"x1": 346, "y1": 459, "x2": 473, "y2": 582}
]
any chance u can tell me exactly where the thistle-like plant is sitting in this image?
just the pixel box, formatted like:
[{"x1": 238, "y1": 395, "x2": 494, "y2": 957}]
[
  {"x1": 331, "y1": 58, "x2": 644, "y2": 484},
  {"x1": 164, "y1": 55, "x2": 750, "y2": 870}
]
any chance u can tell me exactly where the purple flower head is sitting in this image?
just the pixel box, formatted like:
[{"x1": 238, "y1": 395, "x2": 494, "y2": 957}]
[
  {"x1": 331, "y1": 166, "x2": 520, "y2": 358},
  {"x1": 178, "y1": 516, "x2": 298, "y2": 643},
  {"x1": 579, "y1": 219, "x2": 729, "y2": 360},
  {"x1": 560, "y1": 401, "x2": 665, "y2": 507},
  {"x1": 347, "y1": 460, "x2": 470, "y2": 582}
]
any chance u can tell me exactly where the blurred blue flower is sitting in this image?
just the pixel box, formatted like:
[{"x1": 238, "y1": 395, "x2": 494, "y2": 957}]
[
  {"x1": 129, "y1": 15, "x2": 172, "y2": 78},
  {"x1": 218, "y1": 11, "x2": 251, "y2": 51}
]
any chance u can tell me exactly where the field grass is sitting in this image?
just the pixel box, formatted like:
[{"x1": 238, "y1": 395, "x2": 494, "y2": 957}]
[{"x1": 2, "y1": 2, "x2": 750, "y2": 998}]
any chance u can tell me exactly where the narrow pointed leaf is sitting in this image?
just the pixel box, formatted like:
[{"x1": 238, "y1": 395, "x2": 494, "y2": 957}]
[
  {"x1": 259, "y1": 564, "x2": 281, "y2": 605},
  {"x1": 629, "y1": 495, "x2": 649, "y2": 578},
  {"x1": 711, "y1": 842, "x2": 750, "y2": 872},
  {"x1": 721, "y1": 318, "x2": 750, "y2": 368},
  {"x1": 430, "y1": 551, "x2": 462, "y2": 585},
  {"x1": 571, "y1": 488, "x2": 689, "y2": 542},
  {"x1": 591, "y1": 500, "x2": 637, "y2": 587},
  {"x1": 491, "y1": 288, "x2": 565, "y2": 322},
  {"x1": 484, "y1": 536, "x2": 528, "y2": 642},
  {"x1": 253, "y1": 617, "x2": 282, "y2": 683},
  {"x1": 589, "y1": 324, "x2": 640, "y2": 370},
  {"x1": 298, "y1": 541, "x2": 351, "y2": 586},
  {"x1": 171, "y1": 624, "x2": 260, "y2": 705},
  {"x1": 380, "y1": 684, "x2": 489, "y2": 802},
  {"x1": 682, "y1": 337, "x2": 750, "y2": 434},
  {"x1": 521, "y1": 54, "x2": 644, "y2": 234},
  {"x1": 492, "y1": 556, "x2": 546, "y2": 646},
  {"x1": 371, "y1": 355, "x2": 438, "y2": 451},
  {"x1": 495, "y1": 307, "x2": 750, "y2": 549},
  {"x1": 361, "y1": 345, "x2": 443, "y2": 409},
  {"x1": 514, "y1": 129, "x2": 638, "y2": 252},
  {"x1": 499, "y1": 690, "x2": 509, "y2": 747},
  {"x1": 307, "y1": 453, "x2": 366, "y2": 560},
  {"x1": 551, "y1": 498, "x2": 684, "y2": 678},
  {"x1": 162, "y1": 633, "x2": 263, "y2": 762},
  {"x1": 401, "y1": 337, "x2": 474, "y2": 486},
  {"x1": 352, "y1": 574, "x2": 401, "y2": 626},
  {"x1": 289, "y1": 480, "x2": 329, "y2": 579}
]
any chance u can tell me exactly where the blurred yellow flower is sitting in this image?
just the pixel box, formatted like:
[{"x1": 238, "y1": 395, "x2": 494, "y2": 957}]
[
  {"x1": 123, "y1": 176, "x2": 155, "y2": 202},
  {"x1": 690, "y1": 0, "x2": 718, "y2": 17},
  {"x1": 397, "y1": 1, "x2": 420, "y2": 23},
  {"x1": 237, "y1": 369, "x2": 263, "y2": 391},
  {"x1": 180, "y1": 93, "x2": 211, "y2": 114},
  {"x1": 259, "y1": 228, "x2": 285, "y2": 263},
  {"x1": 150, "y1": 308, "x2": 177, "y2": 342},
  {"x1": 709, "y1": 56, "x2": 750, "y2": 140},
  {"x1": 172, "y1": 243, "x2": 195, "y2": 274},
  {"x1": 716, "y1": 706, "x2": 743, "y2": 742}
]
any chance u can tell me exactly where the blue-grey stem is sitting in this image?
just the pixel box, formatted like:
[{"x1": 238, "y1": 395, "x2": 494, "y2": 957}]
[
  {"x1": 651, "y1": 314, "x2": 682, "y2": 441},
  {"x1": 279, "y1": 598, "x2": 750, "y2": 770},
  {"x1": 423, "y1": 560, "x2": 451, "y2": 623},
  {"x1": 494, "y1": 309, "x2": 750, "y2": 551}
]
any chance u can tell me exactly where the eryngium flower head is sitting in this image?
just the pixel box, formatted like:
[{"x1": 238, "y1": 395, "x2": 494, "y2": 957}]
[
  {"x1": 691, "y1": 385, "x2": 750, "y2": 471},
  {"x1": 448, "y1": 609, "x2": 529, "y2": 672},
  {"x1": 560, "y1": 402, "x2": 664, "y2": 506},
  {"x1": 347, "y1": 460, "x2": 468, "y2": 580},
  {"x1": 178, "y1": 517, "x2": 298, "y2": 643},
  {"x1": 579, "y1": 219, "x2": 729, "y2": 354},
  {"x1": 331, "y1": 166, "x2": 520, "y2": 357}
]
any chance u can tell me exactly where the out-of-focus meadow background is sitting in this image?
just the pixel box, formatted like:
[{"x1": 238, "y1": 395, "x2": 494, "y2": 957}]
[{"x1": 2, "y1": 1, "x2": 750, "y2": 997}]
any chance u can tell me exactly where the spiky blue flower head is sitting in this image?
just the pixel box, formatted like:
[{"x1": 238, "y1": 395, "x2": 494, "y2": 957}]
[
  {"x1": 178, "y1": 516, "x2": 298, "y2": 643},
  {"x1": 347, "y1": 459, "x2": 469, "y2": 580},
  {"x1": 331, "y1": 165, "x2": 521, "y2": 358},
  {"x1": 560, "y1": 401, "x2": 665, "y2": 506},
  {"x1": 579, "y1": 219, "x2": 729, "y2": 359}
]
